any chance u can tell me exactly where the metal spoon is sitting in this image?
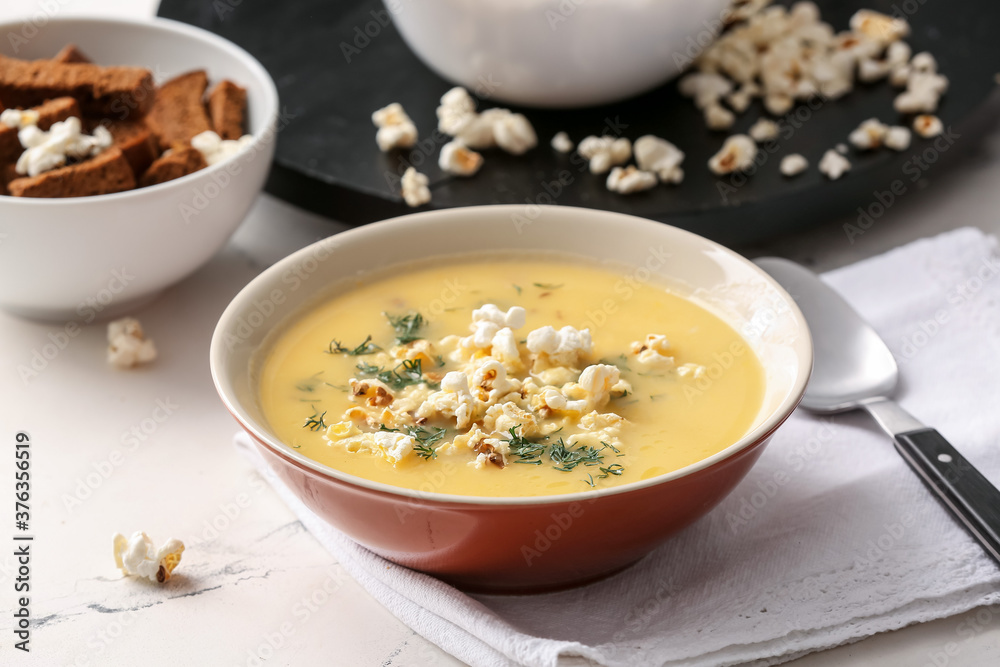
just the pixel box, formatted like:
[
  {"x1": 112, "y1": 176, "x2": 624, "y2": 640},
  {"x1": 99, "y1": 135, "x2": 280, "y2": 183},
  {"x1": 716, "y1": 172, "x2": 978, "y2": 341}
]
[{"x1": 756, "y1": 257, "x2": 1000, "y2": 565}]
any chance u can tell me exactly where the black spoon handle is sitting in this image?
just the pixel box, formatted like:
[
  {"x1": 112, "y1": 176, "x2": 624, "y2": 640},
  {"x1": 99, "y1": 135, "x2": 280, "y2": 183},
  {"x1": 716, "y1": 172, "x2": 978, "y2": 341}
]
[{"x1": 894, "y1": 428, "x2": 1000, "y2": 565}]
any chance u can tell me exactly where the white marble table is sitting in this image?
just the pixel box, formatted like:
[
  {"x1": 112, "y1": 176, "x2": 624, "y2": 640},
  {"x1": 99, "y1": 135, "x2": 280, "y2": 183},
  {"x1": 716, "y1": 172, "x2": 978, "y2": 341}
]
[{"x1": 2, "y1": 1, "x2": 999, "y2": 665}]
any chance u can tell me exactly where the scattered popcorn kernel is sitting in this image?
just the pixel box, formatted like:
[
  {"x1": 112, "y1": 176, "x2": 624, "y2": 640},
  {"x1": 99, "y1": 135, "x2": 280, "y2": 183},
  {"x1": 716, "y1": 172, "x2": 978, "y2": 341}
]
[
  {"x1": 551, "y1": 131, "x2": 574, "y2": 153},
  {"x1": 779, "y1": 153, "x2": 809, "y2": 177},
  {"x1": 913, "y1": 114, "x2": 943, "y2": 138},
  {"x1": 678, "y1": 72, "x2": 734, "y2": 109},
  {"x1": 606, "y1": 166, "x2": 657, "y2": 194},
  {"x1": 372, "y1": 102, "x2": 418, "y2": 152},
  {"x1": 763, "y1": 93, "x2": 794, "y2": 116},
  {"x1": 113, "y1": 532, "x2": 184, "y2": 583},
  {"x1": 836, "y1": 143, "x2": 848, "y2": 154},
  {"x1": 438, "y1": 140, "x2": 483, "y2": 176},
  {"x1": 748, "y1": 118, "x2": 780, "y2": 142},
  {"x1": 401, "y1": 167, "x2": 430, "y2": 207},
  {"x1": 708, "y1": 134, "x2": 757, "y2": 175},
  {"x1": 705, "y1": 103, "x2": 736, "y2": 130},
  {"x1": 0, "y1": 108, "x2": 39, "y2": 129},
  {"x1": 191, "y1": 130, "x2": 254, "y2": 166},
  {"x1": 849, "y1": 9, "x2": 909, "y2": 45},
  {"x1": 493, "y1": 113, "x2": 537, "y2": 155},
  {"x1": 107, "y1": 317, "x2": 157, "y2": 369},
  {"x1": 848, "y1": 118, "x2": 889, "y2": 150},
  {"x1": 818, "y1": 149, "x2": 850, "y2": 180},
  {"x1": 633, "y1": 135, "x2": 685, "y2": 184},
  {"x1": 883, "y1": 125, "x2": 912, "y2": 151},
  {"x1": 436, "y1": 87, "x2": 476, "y2": 135},
  {"x1": 577, "y1": 136, "x2": 632, "y2": 174},
  {"x1": 373, "y1": 430, "x2": 416, "y2": 463}
]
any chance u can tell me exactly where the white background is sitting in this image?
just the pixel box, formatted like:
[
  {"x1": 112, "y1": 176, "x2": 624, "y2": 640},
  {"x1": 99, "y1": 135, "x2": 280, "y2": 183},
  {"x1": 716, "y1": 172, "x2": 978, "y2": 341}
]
[{"x1": 1, "y1": 0, "x2": 999, "y2": 665}]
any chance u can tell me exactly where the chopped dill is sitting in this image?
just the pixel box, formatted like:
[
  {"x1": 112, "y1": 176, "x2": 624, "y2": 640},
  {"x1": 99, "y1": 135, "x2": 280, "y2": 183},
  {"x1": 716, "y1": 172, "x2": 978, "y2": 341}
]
[
  {"x1": 435, "y1": 354, "x2": 446, "y2": 367},
  {"x1": 600, "y1": 440, "x2": 620, "y2": 454},
  {"x1": 598, "y1": 463, "x2": 625, "y2": 478},
  {"x1": 513, "y1": 284, "x2": 522, "y2": 295},
  {"x1": 549, "y1": 438, "x2": 605, "y2": 471},
  {"x1": 378, "y1": 423, "x2": 447, "y2": 459},
  {"x1": 326, "y1": 334, "x2": 380, "y2": 356},
  {"x1": 357, "y1": 358, "x2": 439, "y2": 391},
  {"x1": 296, "y1": 371, "x2": 325, "y2": 393},
  {"x1": 384, "y1": 311, "x2": 425, "y2": 344},
  {"x1": 583, "y1": 474, "x2": 595, "y2": 488},
  {"x1": 506, "y1": 425, "x2": 546, "y2": 464},
  {"x1": 533, "y1": 282, "x2": 564, "y2": 290},
  {"x1": 303, "y1": 410, "x2": 328, "y2": 431}
]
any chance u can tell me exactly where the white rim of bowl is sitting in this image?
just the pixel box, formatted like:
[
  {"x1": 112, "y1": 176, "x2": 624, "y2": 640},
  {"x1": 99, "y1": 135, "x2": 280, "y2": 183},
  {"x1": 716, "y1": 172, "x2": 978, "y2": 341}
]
[
  {"x1": 211, "y1": 205, "x2": 814, "y2": 507},
  {"x1": 0, "y1": 14, "x2": 280, "y2": 204}
]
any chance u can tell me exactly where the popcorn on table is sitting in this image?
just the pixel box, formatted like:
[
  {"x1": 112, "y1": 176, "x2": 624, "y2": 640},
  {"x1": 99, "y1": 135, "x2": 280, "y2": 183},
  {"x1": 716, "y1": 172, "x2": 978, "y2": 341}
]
[
  {"x1": 191, "y1": 130, "x2": 254, "y2": 166},
  {"x1": 606, "y1": 166, "x2": 657, "y2": 194},
  {"x1": 15, "y1": 116, "x2": 112, "y2": 177},
  {"x1": 435, "y1": 87, "x2": 537, "y2": 155},
  {"x1": 371, "y1": 102, "x2": 418, "y2": 152},
  {"x1": 913, "y1": 114, "x2": 943, "y2": 138},
  {"x1": 107, "y1": 317, "x2": 157, "y2": 369},
  {"x1": 400, "y1": 167, "x2": 430, "y2": 207},
  {"x1": 438, "y1": 139, "x2": 483, "y2": 176},
  {"x1": 748, "y1": 118, "x2": 780, "y2": 142},
  {"x1": 779, "y1": 153, "x2": 809, "y2": 177},
  {"x1": 708, "y1": 134, "x2": 757, "y2": 175},
  {"x1": 633, "y1": 135, "x2": 685, "y2": 184},
  {"x1": 550, "y1": 131, "x2": 574, "y2": 153},
  {"x1": 577, "y1": 135, "x2": 632, "y2": 174},
  {"x1": 113, "y1": 532, "x2": 184, "y2": 583},
  {"x1": 848, "y1": 118, "x2": 910, "y2": 151},
  {"x1": 818, "y1": 149, "x2": 851, "y2": 180}
]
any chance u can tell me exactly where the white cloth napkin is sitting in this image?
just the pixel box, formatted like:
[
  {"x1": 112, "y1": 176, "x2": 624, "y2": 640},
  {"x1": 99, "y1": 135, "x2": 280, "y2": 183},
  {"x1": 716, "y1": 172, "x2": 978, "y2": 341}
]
[{"x1": 235, "y1": 227, "x2": 1000, "y2": 667}]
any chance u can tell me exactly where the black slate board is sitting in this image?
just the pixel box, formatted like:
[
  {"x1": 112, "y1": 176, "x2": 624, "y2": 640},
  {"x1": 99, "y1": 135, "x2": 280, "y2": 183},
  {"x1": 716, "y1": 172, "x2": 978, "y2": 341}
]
[{"x1": 159, "y1": 0, "x2": 1000, "y2": 244}]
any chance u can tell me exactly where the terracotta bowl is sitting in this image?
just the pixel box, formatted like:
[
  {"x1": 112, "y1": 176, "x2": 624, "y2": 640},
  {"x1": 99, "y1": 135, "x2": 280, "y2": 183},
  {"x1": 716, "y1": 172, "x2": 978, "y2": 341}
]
[{"x1": 210, "y1": 205, "x2": 812, "y2": 592}]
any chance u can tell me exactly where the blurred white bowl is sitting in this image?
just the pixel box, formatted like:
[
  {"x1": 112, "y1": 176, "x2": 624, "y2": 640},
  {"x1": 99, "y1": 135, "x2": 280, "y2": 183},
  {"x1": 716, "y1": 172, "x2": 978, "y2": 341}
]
[
  {"x1": 385, "y1": 0, "x2": 731, "y2": 108},
  {"x1": 0, "y1": 16, "x2": 278, "y2": 321}
]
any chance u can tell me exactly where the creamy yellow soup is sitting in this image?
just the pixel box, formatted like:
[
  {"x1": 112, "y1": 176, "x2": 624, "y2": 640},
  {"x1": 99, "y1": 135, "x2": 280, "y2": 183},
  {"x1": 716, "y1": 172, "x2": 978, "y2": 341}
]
[{"x1": 258, "y1": 255, "x2": 764, "y2": 497}]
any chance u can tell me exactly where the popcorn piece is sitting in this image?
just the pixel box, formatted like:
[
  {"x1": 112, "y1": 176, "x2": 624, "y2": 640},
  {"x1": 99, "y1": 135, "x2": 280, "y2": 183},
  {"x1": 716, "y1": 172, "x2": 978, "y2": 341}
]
[
  {"x1": 483, "y1": 402, "x2": 536, "y2": 438},
  {"x1": 190, "y1": 130, "x2": 253, "y2": 166},
  {"x1": 678, "y1": 72, "x2": 734, "y2": 109},
  {"x1": 493, "y1": 112, "x2": 537, "y2": 155},
  {"x1": 107, "y1": 317, "x2": 157, "y2": 369},
  {"x1": 894, "y1": 53, "x2": 948, "y2": 114},
  {"x1": 779, "y1": 153, "x2": 808, "y2": 177},
  {"x1": 372, "y1": 102, "x2": 418, "y2": 152},
  {"x1": 350, "y1": 378, "x2": 395, "y2": 408},
  {"x1": 418, "y1": 371, "x2": 477, "y2": 428},
  {"x1": 883, "y1": 125, "x2": 911, "y2": 151},
  {"x1": 849, "y1": 10, "x2": 909, "y2": 45},
  {"x1": 372, "y1": 430, "x2": 416, "y2": 463},
  {"x1": 577, "y1": 136, "x2": 631, "y2": 174},
  {"x1": 16, "y1": 116, "x2": 113, "y2": 177},
  {"x1": 113, "y1": 532, "x2": 184, "y2": 583},
  {"x1": 438, "y1": 139, "x2": 483, "y2": 176},
  {"x1": 470, "y1": 359, "x2": 520, "y2": 404},
  {"x1": 677, "y1": 363, "x2": 707, "y2": 379},
  {"x1": 633, "y1": 135, "x2": 685, "y2": 184},
  {"x1": 858, "y1": 57, "x2": 892, "y2": 83},
  {"x1": 454, "y1": 108, "x2": 508, "y2": 149},
  {"x1": 630, "y1": 334, "x2": 674, "y2": 369},
  {"x1": 708, "y1": 134, "x2": 757, "y2": 175},
  {"x1": 551, "y1": 131, "x2": 574, "y2": 153},
  {"x1": 764, "y1": 93, "x2": 794, "y2": 116},
  {"x1": 526, "y1": 325, "x2": 593, "y2": 369},
  {"x1": 818, "y1": 149, "x2": 850, "y2": 180},
  {"x1": 400, "y1": 167, "x2": 430, "y2": 207},
  {"x1": 461, "y1": 304, "x2": 526, "y2": 350},
  {"x1": 436, "y1": 87, "x2": 476, "y2": 135},
  {"x1": 835, "y1": 143, "x2": 848, "y2": 154},
  {"x1": 704, "y1": 103, "x2": 736, "y2": 130},
  {"x1": 572, "y1": 364, "x2": 622, "y2": 413},
  {"x1": 848, "y1": 118, "x2": 889, "y2": 150},
  {"x1": 606, "y1": 166, "x2": 657, "y2": 194},
  {"x1": 725, "y1": 81, "x2": 759, "y2": 113},
  {"x1": 0, "y1": 108, "x2": 39, "y2": 129},
  {"x1": 748, "y1": 118, "x2": 779, "y2": 142},
  {"x1": 913, "y1": 114, "x2": 943, "y2": 138}
]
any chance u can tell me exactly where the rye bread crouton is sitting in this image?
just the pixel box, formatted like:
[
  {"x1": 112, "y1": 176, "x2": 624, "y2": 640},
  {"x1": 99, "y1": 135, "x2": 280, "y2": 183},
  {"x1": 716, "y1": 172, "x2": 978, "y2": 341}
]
[
  {"x1": 139, "y1": 146, "x2": 207, "y2": 187},
  {"x1": 85, "y1": 116, "x2": 158, "y2": 177},
  {"x1": 0, "y1": 96, "x2": 81, "y2": 164},
  {"x1": 0, "y1": 54, "x2": 153, "y2": 117},
  {"x1": 208, "y1": 80, "x2": 247, "y2": 140},
  {"x1": 53, "y1": 44, "x2": 92, "y2": 64},
  {"x1": 145, "y1": 70, "x2": 212, "y2": 151},
  {"x1": 7, "y1": 147, "x2": 135, "y2": 197},
  {"x1": 0, "y1": 162, "x2": 18, "y2": 196}
]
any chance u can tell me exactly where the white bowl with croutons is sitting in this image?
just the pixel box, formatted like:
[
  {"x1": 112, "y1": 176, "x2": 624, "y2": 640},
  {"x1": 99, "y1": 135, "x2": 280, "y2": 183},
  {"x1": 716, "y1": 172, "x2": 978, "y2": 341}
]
[
  {"x1": 0, "y1": 16, "x2": 278, "y2": 321},
  {"x1": 384, "y1": 0, "x2": 732, "y2": 108}
]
